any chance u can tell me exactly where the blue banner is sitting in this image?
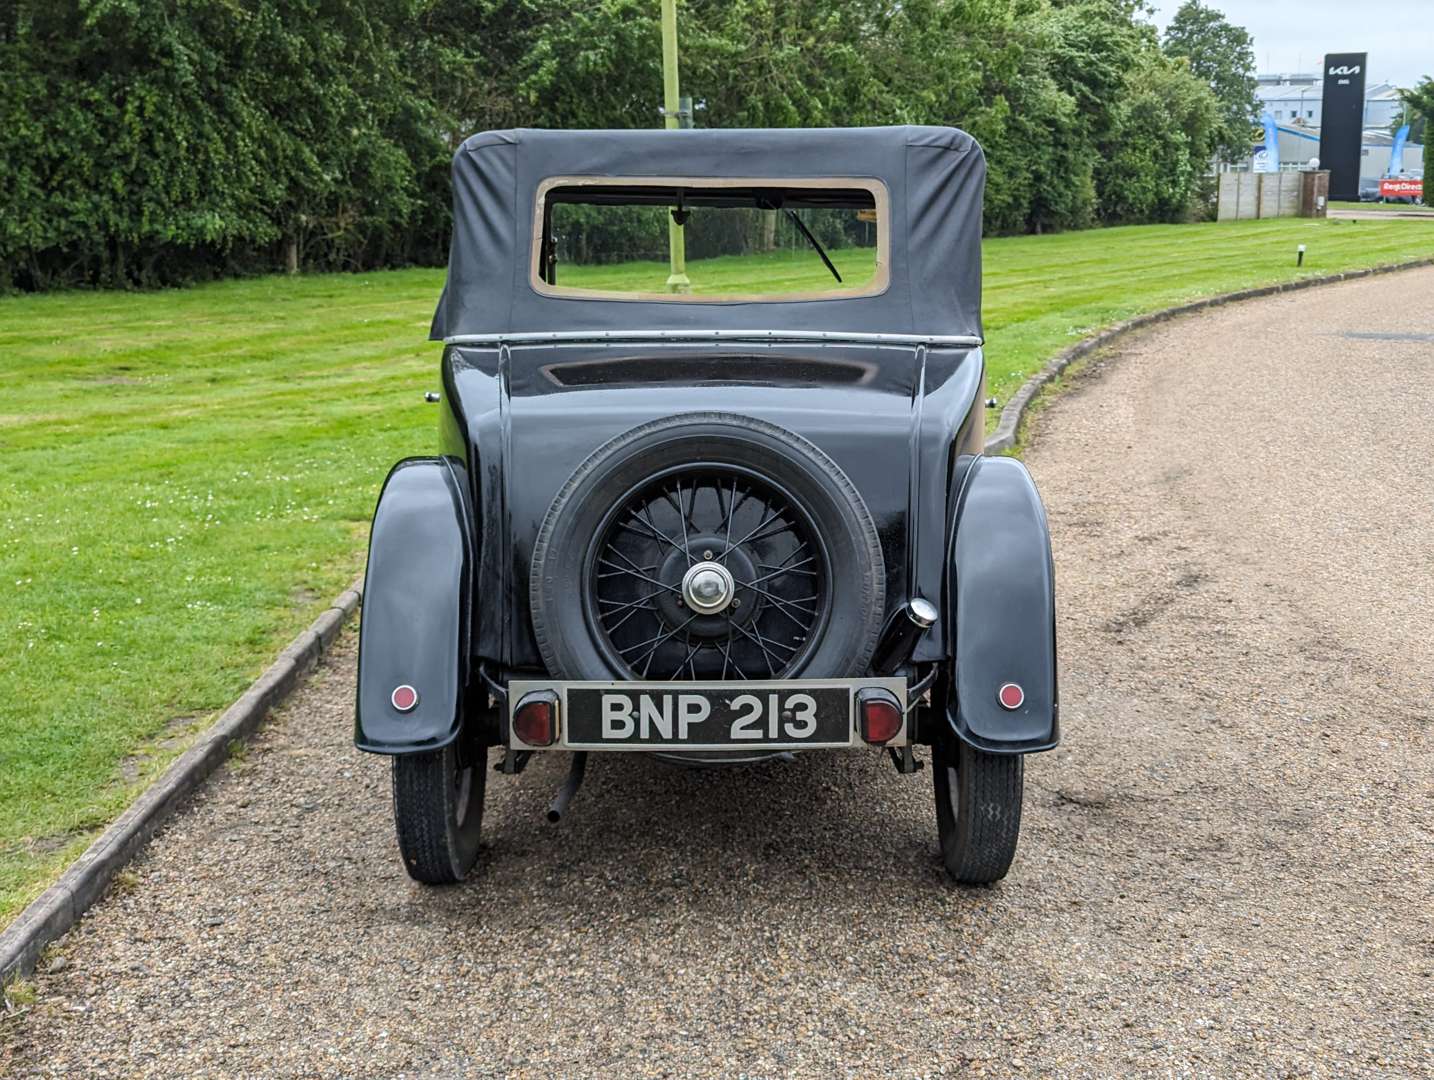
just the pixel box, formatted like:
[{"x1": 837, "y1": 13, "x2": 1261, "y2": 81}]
[
  {"x1": 1389, "y1": 124, "x2": 1410, "y2": 177},
  {"x1": 1254, "y1": 112, "x2": 1281, "y2": 173}
]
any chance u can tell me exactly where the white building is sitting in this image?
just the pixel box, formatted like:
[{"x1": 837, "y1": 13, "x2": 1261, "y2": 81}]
[
  {"x1": 1267, "y1": 122, "x2": 1422, "y2": 185},
  {"x1": 1251, "y1": 72, "x2": 1422, "y2": 188},
  {"x1": 1256, "y1": 72, "x2": 1407, "y2": 131}
]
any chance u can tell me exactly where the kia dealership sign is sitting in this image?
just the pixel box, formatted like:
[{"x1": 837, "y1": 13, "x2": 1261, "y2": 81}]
[
  {"x1": 1379, "y1": 178, "x2": 1423, "y2": 199},
  {"x1": 1318, "y1": 52, "x2": 1367, "y2": 202}
]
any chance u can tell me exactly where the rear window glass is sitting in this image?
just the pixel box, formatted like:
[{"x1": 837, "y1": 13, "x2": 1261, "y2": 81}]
[{"x1": 531, "y1": 177, "x2": 889, "y2": 302}]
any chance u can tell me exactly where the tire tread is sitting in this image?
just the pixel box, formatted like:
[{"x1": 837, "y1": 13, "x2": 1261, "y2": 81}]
[{"x1": 391, "y1": 747, "x2": 482, "y2": 884}]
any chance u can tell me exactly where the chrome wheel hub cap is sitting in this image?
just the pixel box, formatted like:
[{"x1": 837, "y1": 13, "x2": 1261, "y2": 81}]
[{"x1": 681, "y1": 560, "x2": 735, "y2": 614}]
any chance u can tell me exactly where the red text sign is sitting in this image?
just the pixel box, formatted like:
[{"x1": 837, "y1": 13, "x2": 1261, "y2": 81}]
[{"x1": 1380, "y1": 178, "x2": 1423, "y2": 198}]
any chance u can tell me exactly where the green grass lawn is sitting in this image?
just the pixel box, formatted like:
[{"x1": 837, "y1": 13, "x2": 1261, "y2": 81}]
[
  {"x1": 556, "y1": 245, "x2": 879, "y2": 295},
  {"x1": 3, "y1": 214, "x2": 1434, "y2": 923}
]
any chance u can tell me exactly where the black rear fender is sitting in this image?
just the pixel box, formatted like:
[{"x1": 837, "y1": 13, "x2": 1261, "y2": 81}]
[
  {"x1": 945, "y1": 456, "x2": 1058, "y2": 754},
  {"x1": 355, "y1": 457, "x2": 473, "y2": 754}
]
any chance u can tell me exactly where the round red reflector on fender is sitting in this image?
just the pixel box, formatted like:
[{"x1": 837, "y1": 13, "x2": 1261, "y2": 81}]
[
  {"x1": 391, "y1": 684, "x2": 419, "y2": 712},
  {"x1": 997, "y1": 682, "x2": 1025, "y2": 710}
]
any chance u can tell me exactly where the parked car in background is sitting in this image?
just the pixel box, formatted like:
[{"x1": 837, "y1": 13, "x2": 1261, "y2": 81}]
[
  {"x1": 354, "y1": 126, "x2": 1059, "y2": 887},
  {"x1": 1369, "y1": 172, "x2": 1425, "y2": 205}
]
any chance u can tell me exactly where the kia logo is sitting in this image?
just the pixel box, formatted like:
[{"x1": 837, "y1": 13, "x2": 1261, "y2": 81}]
[{"x1": 1328, "y1": 65, "x2": 1361, "y2": 76}]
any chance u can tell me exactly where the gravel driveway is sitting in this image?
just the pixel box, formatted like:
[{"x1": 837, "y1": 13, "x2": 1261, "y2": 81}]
[{"x1": 5, "y1": 268, "x2": 1432, "y2": 1078}]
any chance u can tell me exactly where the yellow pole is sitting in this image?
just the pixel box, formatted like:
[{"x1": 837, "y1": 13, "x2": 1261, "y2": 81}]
[{"x1": 661, "y1": 0, "x2": 690, "y2": 292}]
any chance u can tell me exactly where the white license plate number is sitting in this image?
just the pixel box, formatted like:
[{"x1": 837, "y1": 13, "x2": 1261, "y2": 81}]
[{"x1": 564, "y1": 685, "x2": 851, "y2": 747}]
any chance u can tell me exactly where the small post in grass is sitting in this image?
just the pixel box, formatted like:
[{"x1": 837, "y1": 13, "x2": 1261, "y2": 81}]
[{"x1": 1297, "y1": 244, "x2": 1306, "y2": 267}]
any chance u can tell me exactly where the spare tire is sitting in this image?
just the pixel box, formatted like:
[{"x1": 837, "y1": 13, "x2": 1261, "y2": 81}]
[{"x1": 530, "y1": 413, "x2": 885, "y2": 683}]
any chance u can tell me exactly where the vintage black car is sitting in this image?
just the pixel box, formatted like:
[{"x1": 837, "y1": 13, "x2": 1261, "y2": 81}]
[{"x1": 355, "y1": 126, "x2": 1057, "y2": 886}]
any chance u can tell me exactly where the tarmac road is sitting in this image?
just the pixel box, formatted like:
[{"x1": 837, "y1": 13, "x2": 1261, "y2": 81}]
[{"x1": 4, "y1": 268, "x2": 1432, "y2": 1078}]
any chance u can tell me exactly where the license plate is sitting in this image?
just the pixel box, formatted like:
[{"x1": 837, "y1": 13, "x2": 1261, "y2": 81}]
[{"x1": 507, "y1": 679, "x2": 907, "y2": 750}]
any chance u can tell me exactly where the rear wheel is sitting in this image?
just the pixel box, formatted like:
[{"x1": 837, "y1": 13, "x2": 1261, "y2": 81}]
[
  {"x1": 933, "y1": 737, "x2": 1023, "y2": 885},
  {"x1": 391, "y1": 743, "x2": 485, "y2": 884}
]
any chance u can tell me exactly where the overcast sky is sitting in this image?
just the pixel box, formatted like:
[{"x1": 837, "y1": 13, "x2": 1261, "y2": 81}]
[{"x1": 1145, "y1": 1, "x2": 1433, "y2": 88}]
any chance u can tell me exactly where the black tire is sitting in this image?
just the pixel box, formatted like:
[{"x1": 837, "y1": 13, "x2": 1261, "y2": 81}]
[
  {"x1": 391, "y1": 743, "x2": 485, "y2": 884},
  {"x1": 933, "y1": 737, "x2": 1023, "y2": 885},
  {"x1": 530, "y1": 412, "x2": 885, "y2": 681}
]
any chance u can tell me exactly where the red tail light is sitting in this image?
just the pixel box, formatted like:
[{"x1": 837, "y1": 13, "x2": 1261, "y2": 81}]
[
  {"x1": 858, "y1": 688, "x2": 904, "y2": 745},
  {"x1": 513, "y1": 690, "x2": 559, "y2": 747}
]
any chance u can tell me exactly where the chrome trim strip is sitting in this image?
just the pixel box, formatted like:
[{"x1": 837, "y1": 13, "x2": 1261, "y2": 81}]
[{"x1": 445, "y1": 329, "x2": 984, "y2": 348}]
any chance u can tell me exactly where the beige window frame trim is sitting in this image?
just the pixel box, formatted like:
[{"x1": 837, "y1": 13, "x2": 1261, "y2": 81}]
[{"x1": 530, "y1": 175, "x2": 891, "y2": 304}]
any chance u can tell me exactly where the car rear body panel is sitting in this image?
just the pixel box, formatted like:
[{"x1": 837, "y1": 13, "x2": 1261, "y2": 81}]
[{"x1": 442, "y1": 339, "x2": 985, "y2": 672}]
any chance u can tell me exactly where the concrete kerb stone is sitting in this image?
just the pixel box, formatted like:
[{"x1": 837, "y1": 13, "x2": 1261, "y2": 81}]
[{"x1": 0, "y1": 574, "x2": 365, "y2": 983}]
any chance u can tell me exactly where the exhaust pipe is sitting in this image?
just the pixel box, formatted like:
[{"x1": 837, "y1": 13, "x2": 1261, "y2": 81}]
[
  {"x1": 546, "y1": 752, "x2": 588, "y2": 823},
  {"x1": 872, "y1": 598, "x2": 939, "y2": 674}
]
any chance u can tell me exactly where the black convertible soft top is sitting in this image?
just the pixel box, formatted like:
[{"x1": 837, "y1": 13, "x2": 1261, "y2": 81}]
[{"x1": 429, "y1": 125, "x2": 985, "y2": 342}]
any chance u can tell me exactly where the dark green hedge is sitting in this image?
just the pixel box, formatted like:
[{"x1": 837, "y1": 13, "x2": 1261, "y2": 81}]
[{"x1": 0, "y1": 0, "x2": 1219, "y2": 291}]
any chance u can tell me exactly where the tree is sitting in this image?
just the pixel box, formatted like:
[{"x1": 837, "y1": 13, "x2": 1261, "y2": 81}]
[
  {"x1": 0, "y1": 0, "x2": 443, "y2": 289},
  {"x1": 1161, "y1": 0, "x2": 1258, "y2": 163},
  {"x1": 0, "y1": 0, "x2": 1245, "y2": 289},
  {"x1": 1399, "y1": 76, "x2": 1434, "y2": 144},
  {"x1": 1098, "y1": 52, "x2": 1219, "y2": 222}
]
